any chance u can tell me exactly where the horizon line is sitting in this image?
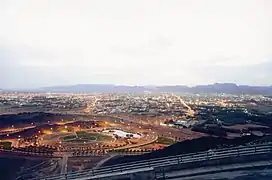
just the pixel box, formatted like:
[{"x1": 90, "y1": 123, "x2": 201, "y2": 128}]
[{"x1": 2, "y1": 82, "x2": 272, "y2": 90}]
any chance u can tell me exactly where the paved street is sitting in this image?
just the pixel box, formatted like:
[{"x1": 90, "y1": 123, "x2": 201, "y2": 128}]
[{"x1": 60, "y1": 154, "x2": 69, "y2": 174}]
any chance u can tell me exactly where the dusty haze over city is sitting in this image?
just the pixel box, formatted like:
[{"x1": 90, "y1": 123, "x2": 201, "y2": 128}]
[{"x1": 0, "y1": 0, "x2": 271, "y2": 89}]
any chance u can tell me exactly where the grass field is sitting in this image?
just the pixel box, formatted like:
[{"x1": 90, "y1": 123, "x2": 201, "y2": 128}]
[
  {"x1": 0, "y1": 141, "x2": 12, "y2": 149},
  {"x1": 76, "y1": 131, "x2": 112, "y2": 141},
  {"x1": 156, "y1": 137, "x2": 175, "y2": 145},
  {"x1": 63, "y1": 135, "x2": 77, "y2": 141},
  {"x1": 66, "y1": 139, "x2": 88, "y2": 143},
  {"x1": 62, "y1": 131, "x2": 112, "y2": 143}
]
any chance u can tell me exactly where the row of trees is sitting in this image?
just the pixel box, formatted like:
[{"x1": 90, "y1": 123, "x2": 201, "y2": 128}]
[
  {"x1": 13, "y1": 145, "x2": 56, "y2": 156},
  {"x1": 72, "y1": 150, "x2": 106, "y2": 156},
  {"x1": 65, "y1": 143, "x2": 128, "y2": 151},
  {"x1": 159, "y1": 134, "x2": 185, "y2": 142},
  {"x1": 109, "y1": 148, "x2": 154, "y2": 153},
  {"x1": 71, "y1": 148, "x2": 157, "y2": 156}
]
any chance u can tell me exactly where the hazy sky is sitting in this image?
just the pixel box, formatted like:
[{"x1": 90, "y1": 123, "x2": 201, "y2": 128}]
[{"x1": 0, "y1": 0, "x2": 271, "y2": 89}]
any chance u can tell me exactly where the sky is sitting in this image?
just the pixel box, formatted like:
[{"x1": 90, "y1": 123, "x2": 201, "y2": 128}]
[{"x1": 0, "y1": 0, "x2": 271, "y2": 89}]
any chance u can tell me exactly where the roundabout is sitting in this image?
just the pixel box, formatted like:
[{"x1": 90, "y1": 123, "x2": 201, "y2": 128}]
[{"x1": 0, "y1": 114, "x2": 159, "y2": 157}]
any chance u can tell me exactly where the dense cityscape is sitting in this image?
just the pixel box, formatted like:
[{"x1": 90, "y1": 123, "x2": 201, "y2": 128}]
[{"x1": 0, "y1": 88, "x2": 272, "y2": 179}]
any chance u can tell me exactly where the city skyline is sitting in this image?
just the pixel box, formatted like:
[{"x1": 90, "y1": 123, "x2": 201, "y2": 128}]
[{"x1": 1, "y1": 0, "x2": 271, "y2": 89}]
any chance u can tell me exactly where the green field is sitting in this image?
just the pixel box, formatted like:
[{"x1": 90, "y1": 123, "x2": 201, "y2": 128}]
[
  {"x1": 0, "y1": 141, "x2": 12, "y2": 149},
  {"x1": 156, "y1": 137, "x2": 175, "y2": 145},
  {"x1": 76, "y1": 131, "x2": 112, "y2": 141},
  {"x1": 63, "y1": 135, "x2": 77, "y2": 141},
  {"x1": 66, "y1": 139, "x2": 88, "y2": 143},
  {"x1": 62, "y1": 131, "x2": 112, "y2": 143}
]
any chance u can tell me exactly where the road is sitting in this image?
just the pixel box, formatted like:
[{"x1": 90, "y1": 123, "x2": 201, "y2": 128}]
[
  {"x1": 179, "y1": 168, "x2": 272, "y2": 180},
  {"x1": 60, "y1": 154, "x2": 69, "y2": 174},
  {"x1": 161, "y1": 160, "x2": 272, "y2": 180},
  {"x1": 93, "y1": 154, "x2": 117, "y2": 169},
  {"x1": 32, "y1": 143, "x2": 272, "y2": 180},
  {"x1": 74, "y1": 132, "x2": 78, "y2": 139}
]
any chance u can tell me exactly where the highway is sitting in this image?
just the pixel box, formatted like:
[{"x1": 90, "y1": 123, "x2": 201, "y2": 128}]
[{"x1": 32, "y1": 142, "x2": 272, "y2": 180}]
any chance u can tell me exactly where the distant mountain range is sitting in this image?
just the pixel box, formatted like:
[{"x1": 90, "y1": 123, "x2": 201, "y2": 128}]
[
  {"x1": 30, "y1": 83, "x2": 272, "y2": 95},
  {"x1": 2, "y1": 83, "x2": 272, "y2": 95}
]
